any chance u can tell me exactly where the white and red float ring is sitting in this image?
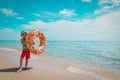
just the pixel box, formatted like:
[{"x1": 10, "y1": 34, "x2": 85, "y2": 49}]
[{"x1": 26, "y1": 29, "x2": 46, "y2": 55}]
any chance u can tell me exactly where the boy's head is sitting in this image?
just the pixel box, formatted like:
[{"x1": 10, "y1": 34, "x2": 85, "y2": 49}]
[{"x1": 21, "y1": 31, "x2": 27, "y2": 38}]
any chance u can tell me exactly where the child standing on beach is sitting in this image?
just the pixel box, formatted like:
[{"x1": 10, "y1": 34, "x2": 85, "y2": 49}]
[{"x1": 17, "y1": 31, "x2": 30, "y2": 72}]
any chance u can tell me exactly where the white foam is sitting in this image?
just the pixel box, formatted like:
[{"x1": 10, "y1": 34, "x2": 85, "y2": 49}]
[
  {"x1": 67, "y1": 66, "x2": 109, "y2": 80},
  {"x1": 0, "y1": 47, "x2": 19, "y2": 52},
  {"x1": 67, "y1": 66, "x2": 81, "y2": 73}
]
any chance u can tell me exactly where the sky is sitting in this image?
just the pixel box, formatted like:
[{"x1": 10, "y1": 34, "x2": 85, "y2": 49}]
[{"x1": 0, "y1": 0, "x2": 120, "y2": 41}]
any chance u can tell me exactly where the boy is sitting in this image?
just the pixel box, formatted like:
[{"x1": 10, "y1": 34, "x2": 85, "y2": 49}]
[{"x1": 17, "y1": 31, "x2": 30, "y2": 72}]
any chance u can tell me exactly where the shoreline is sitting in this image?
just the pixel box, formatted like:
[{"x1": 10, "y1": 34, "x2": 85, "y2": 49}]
[
  {"x1": 0, "y1": 48, "x2": 94, "y2": 80},
  {"x1": 0, "y1": 47, "x2": 120, "y2": 80}
]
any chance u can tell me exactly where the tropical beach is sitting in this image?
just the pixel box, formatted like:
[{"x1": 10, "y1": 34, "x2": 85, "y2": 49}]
[{"x1": 0, "y1": 0, "x2": 120, "y2": 80}]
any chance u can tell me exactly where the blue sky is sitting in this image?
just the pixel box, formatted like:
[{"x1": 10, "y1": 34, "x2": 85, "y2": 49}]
[{"x1": 0, "y1": 0, "x2": 120, "y2": 41}]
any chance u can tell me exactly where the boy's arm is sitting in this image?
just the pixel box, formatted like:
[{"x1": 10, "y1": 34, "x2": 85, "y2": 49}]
[
  {"x1": 21, "y1": 39, "x2": 27, "y2": 45},
  {"x1": 21, "y1": 38, "x2": 35, "y2": 45},
  {"x1": 27, "y1": 40, "x2": 35, "y2": 45}
]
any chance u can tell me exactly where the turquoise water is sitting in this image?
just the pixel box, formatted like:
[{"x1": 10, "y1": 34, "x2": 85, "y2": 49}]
[{"x1": 0, "y1": 40, "x2": 120, "y2": 72}]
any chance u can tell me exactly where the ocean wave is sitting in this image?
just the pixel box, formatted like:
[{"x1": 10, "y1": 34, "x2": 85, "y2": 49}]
[{"x1": 67, "y1": 66, "x2": 109, "y2": 80}]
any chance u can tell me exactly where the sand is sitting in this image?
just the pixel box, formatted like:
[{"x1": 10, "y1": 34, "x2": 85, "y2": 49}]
[
  {"x1": 0, "y1": 48, "x2": 120, "y2": 80},
  {"x1": 0, "y1": 56, "x2": 69, "y2": 80}
]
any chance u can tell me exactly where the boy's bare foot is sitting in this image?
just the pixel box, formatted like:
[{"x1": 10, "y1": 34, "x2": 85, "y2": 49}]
[
  {"x1": 17, "y1": 68, "x2": 22, "y2": 72},
  {"x1": 25, "y1": 67, "x2": 28, "y2": 70}
]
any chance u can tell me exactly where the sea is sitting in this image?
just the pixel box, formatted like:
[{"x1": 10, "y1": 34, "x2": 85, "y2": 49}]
[{"x1": 0, "y1": 40, "x2": 120, "y2": 74}]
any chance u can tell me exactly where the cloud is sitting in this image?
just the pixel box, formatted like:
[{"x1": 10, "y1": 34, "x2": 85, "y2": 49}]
[
  {"x1": 16, "y1": 17, "x2": 24, "y2": 20},
  {"x1": 81, "y1": 0, "x2": 92, "y2": 3},
  {"x1": 98, "y1": 0, "x2": 120, "y2": 7},
  {"x1": 112, "y1": 0, "x2": 120, "y2": 7},
  {"x1": 94, "y1": 6, "x2": 112, "y2": 15},
  {"x1": 95, "y1": 11, "x2": 120, "y2": 26},
  {"x1": 32, "y1": 10, "x2": 78, "y2": 21},
  {"x1": 98, "y1": 0, "x2": 120, "y2": 9},
  {"x1": 32, "y1": 11, "x2": 60, "y2": 21},
  {"x1": 1, "y1": 8, "x2": 24, "y2": 20},
  {"x1": 33, "y1": 11, "x2": 58, "y2": 18},
  {"x1": 59, "y1": 9, "x2": 77, "y2": 17},
  {"x1": 41, "y1": 11, "x2": 57, "y2": 16},
  {"x1": 1, "y1": 8, "x2": 18, "y2": 16},
  {"x1": 32, "y1": 13, "x2": 41, "y2": 17},
  {"x1": 21, "y1": 10, "x2": 120, "y2": 41},
  {"x1": 98, "y1": 0, "x2": 110, "y2": 5},
  {"x1": 94, "y1": 0, "x2": 120, "y2": 15}
]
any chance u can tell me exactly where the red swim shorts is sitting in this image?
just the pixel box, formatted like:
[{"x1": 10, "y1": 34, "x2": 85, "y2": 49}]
[{"x1": 21, "y1": 50, "x2": 30, "y2": 59}]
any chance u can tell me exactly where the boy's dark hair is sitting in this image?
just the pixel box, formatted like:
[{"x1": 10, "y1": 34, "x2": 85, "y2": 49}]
[
  {"x1": 21, "y1": 31, "x2": 27, "y2": 36},
  {"x1": 21, "y1": 31, "x2": 24, "y2": 36},
  {"x1": 24, "y1": 32, "x2": 27, "y2": 35}
]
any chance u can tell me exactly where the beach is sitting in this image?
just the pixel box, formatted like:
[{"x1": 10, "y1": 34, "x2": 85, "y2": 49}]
[
  {"x1": 0, "y1": 47, "x2": 120, "y2": 80},
  {"x1": 0, "y1": 48, "x2": 96, "y2": 80},
  {"x1": 0, "y1": 56, "x2": 68, "y2": 80},
  {"x1": 0, "y1": 0, "x2": 120, "y2": 79}
]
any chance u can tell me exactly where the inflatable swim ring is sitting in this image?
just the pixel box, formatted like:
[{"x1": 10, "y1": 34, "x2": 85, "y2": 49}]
[{"x1": 26, "y1": 29, "x2": 46, "y2": 55}]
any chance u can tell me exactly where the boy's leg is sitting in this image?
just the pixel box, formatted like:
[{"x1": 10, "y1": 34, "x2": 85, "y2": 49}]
[
  {"x1": 17, "y1": 57, "x2": 23, "y2": 72},
  {"x1": 25, "y1": 59, "x2": 29, "y2": 69},
  {"x1": 25, "y1": 51, "x2": 30, "y2": 69}
]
